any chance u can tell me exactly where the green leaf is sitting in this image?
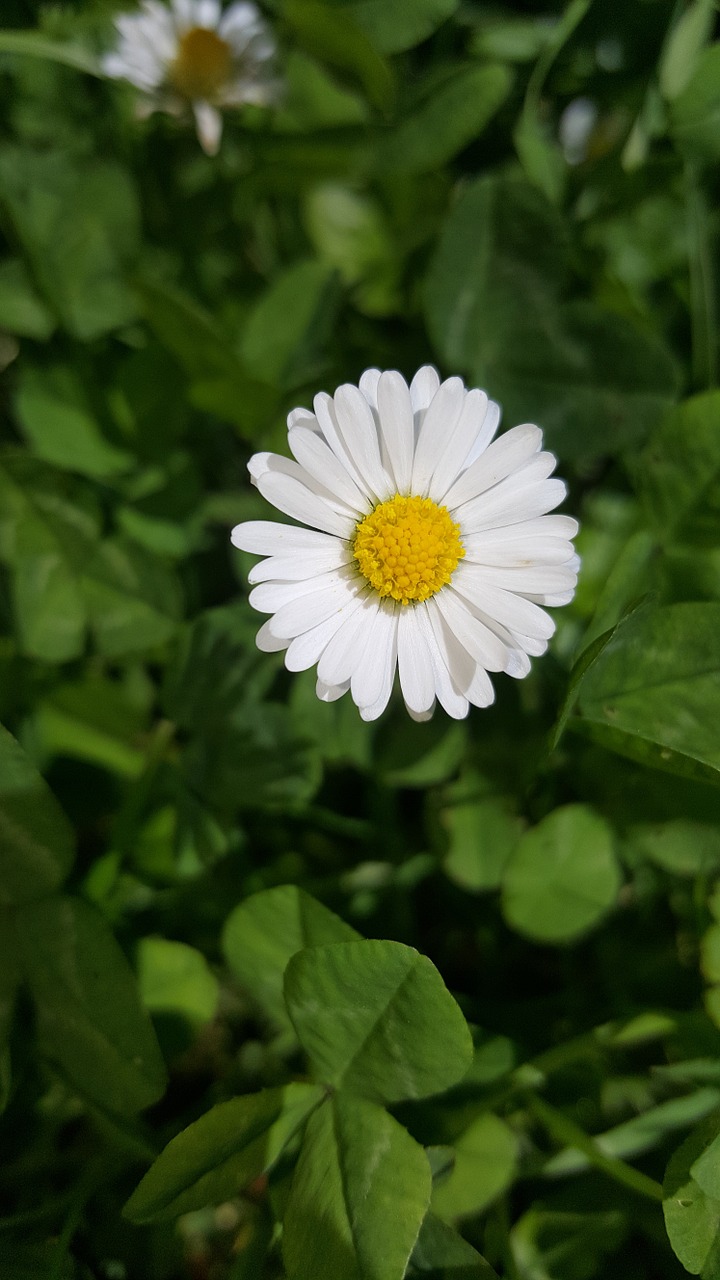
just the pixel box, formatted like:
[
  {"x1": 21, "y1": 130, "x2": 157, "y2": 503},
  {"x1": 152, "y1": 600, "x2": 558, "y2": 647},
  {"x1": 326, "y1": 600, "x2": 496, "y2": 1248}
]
[
  {"x1": 14, "y1": 364, "x2": 133, "y2": 479},
  {"x1": 671, "y1": 43, "x2": 720, "y2": 161},
  {"x1": 502, "y1": 805, "x2": 621, "y2": 944},
  {"x1": 342, "y1": 0, "x2": 459, "y2": 54},
  {"x1": 512, "y1": 1208, "x2": 627, "y2": 1280},
  {"x1": 545, "y1": 1088, "x2": 720, "y2": 1177},
  {"x1": 223, "y1": 885, "x2": 360, "y2": 1026},
  {"x1": 82, "y1": 536, "x2": 183, "y2": 657},
  {"x1": 0, "y1": 30, "x2": 102, "y2": 75},
  {"x1": 0, "y1": 721, "x2": 74, "y2": 906},
  {"x1": 0, "y1": 259, "x2": 55, "y2": 339},
  {"x1": 0, "y1": 148, "x2": 140, "y2": 339},
  {"x1": 124, "y1": 1083, "x2": 324, "y2": 1222},
  {"x1": 137, "y1": 938, "x2": 220, "y2": 1025},
  {"x1": 576, "y1": 603, "x2": 720, "y2": 784},
  {"x1": 283, "y1": 1, "x2": 395, "y2": 114},
  {"x1": 424, "y1": 177, "x2": 677, "y2": 459},
  {"x1": 442, "y1": 793, "x2": 523, "y2": 892},
  {"x1": 634, "y1": 392, "x2": 720, "y2": 539},
  {"x1": 432, "y1": 1114, "x2": 519, "y2": 1221},
  {"x1": 304, "y1": 183, "x2": 400, "y2": 315},
  {"x1": 377, "y1": 64, "x2": 513, "y2": 175},
  {"x1": 659, "y1": 0, "x2": 716, "y2": 101},
  {"x1": 284, "y1": 939, "x2": 473, "y2": 1101},
  {"x1": 664, "y1": 1114, "x2": 720, "y2": 1275},
  {"x1": 17, "y1": 895, "x2": 167, "y2": 1114},
  {"x1": 627, "y1": 821, "x2": 720, "y2": 878},
  {"x1": 240, "y1": 259, "x2": 337, "y2": 387},
  {"x1": 283, "y1": 1093, "x2": 431, "y2": 1280},
  {"x1": 409, "y1": 1213, "x2": 498, "y2": 1278}
]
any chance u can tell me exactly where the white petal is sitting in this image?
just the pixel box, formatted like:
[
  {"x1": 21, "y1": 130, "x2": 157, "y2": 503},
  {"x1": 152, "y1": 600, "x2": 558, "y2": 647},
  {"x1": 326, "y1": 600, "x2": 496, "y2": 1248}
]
[
  {"x1": 465, "y1": 663, "x2": 496, "y2": 708},
  {"x1": 249, "y1": 572, "x2": 341, "y2": 614},
  {"x1": 317, "y1": 678, "x2": 350, "y2": 702},
  {"x1": 255, "y1": 619, "x2": 289, "y2": 652},
  {"x1": 195, "y1": 0, "x2": 221, "y2": 27},
  {"x1": 359, "y1": 368, "x2": 381, "y2": 410},
  {"x1": 442, "y1": 424, "x2": 543, "y2": 511},
  {"x1": 287, "y1": 407, "x2": 316, "y2": 430},
  {"x1": 317, "y1": 593, "x2": 379, "y2": 686},
  {"x1": 462, "y1": 399, "x2": 502, "y2": 467},
  {"x1": 411, "y1": 376, "x2": 466, "y2": 496},
  {"x1": 526, "y1": 590, "x2": 577, "y2": 607},
  {"x1": 247, "y1": 545, "x2": 351, "y2": 584},
  {"x1": 505, "y1": 649, "x2": 532, "y2": 679},
  {"x1": 256, "y1": 470, "x2": 355, "y2": 538},
  {"x1": 426, "y1": 389, "x2": 495, "y2": 503},
  {"x1": 458, "y1": 474, "x2": 566, "y2": 535},
  {"x1": 351, "y1": 602, "x2": 398, "y2": 712},
  {"x1": 231, "y1": 520, "x2": 342, "y2": 556},
  {"x1": 190, "y1": 101, "x2": 221, "y2": 153},
  {"x1": 284, "y1": 604, "x2": 360, "y2": 672},
  {"x1": 269, "y1": 573, "x2": 363, "y2": 640},
  {"x1": 220, "y1": 1, "x2": 264, "y2": 39},
  {"x1": 416, "y1": 604, "x2": 469, "y2": 719},
  {"x1": 425, "y1": 597, "x2": 477, "y2": 693},
  {"x1": 333, "y1": 384, "x2": 393, "y2": 502},
  {"x1": 397, "y1": 608, "x2": 436, "y2": 715},
  {"x1": 452, "y1": 573, "x2": 555, "y2": 640},
  {"x1": 376, "y1": 371, "x2": 414, "y2": 494},
  {"x1": 288, "y1": 426, "x2": 369, "y2": 515},
  {"x1": 314, "y1": 392, "x2": 371, "y2": 497},
  {"x1": 409, "y1": 365, "x2": 440, "y2": 414},
  {"x1": 434, "y1": 588, "x2": 509, "y2": 672},
  {"x1": 458, "y1": 563, "x2": 578, "y2": 596},
  {"x1": 463, "y1": 533, "x2": 577, "y2": 568}
]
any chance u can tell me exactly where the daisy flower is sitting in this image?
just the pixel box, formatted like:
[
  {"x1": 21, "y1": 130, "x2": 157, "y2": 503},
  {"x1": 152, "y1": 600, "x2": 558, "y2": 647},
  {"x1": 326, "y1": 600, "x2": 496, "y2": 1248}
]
[
  {"x1": 102, "y1": 0, "x2": 277, "y2": 154},
  {"x1": 232, "y1": 368, "x2": 579, "y2": 722}
]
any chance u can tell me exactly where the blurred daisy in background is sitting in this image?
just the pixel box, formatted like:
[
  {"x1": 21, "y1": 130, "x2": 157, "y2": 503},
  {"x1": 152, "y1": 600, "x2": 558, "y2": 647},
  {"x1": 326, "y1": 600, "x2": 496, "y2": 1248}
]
[
  {"x1": 102, "y1": 0, "x2": 277, "y2": 154},
  {"x1": 232, "y1": 367, "x2": 579, "y2": 723}
]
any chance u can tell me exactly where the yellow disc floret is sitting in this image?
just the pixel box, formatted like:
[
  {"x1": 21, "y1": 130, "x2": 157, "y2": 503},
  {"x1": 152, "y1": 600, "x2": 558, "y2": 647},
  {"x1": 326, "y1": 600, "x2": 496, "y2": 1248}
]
[
  {"x1": 353, "y1": 494, "x2": 464, "y2": 605},
  {"x1": 170, "y1": 27, "x2": 233, "y2": 100}
]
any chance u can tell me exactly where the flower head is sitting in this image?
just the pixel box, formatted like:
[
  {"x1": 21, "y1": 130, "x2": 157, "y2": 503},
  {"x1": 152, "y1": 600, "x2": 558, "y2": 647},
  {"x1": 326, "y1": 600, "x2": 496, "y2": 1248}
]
[
  {"x1": 232, "y1": 368, "x2": 579, "y2": 722},
  {"x1": 102, "y1": 0, "x2": 277, "y2": 154}
]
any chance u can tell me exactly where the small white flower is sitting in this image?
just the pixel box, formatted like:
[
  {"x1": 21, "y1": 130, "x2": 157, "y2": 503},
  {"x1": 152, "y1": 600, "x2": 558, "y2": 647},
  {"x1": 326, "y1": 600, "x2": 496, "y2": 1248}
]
[
  {"x1": 232, "y1": 368, "x2": 579, "y2": 722},
  {"x1": 102, "y1": 0, "x2": 277, "y2": 154}
]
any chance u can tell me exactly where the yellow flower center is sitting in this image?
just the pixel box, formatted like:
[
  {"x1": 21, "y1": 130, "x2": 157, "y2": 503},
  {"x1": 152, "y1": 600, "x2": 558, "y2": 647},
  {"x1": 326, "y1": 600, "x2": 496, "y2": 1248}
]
[
  {"x1": 169, "y1": 27, "x2": 232, "y2": 100},
  {"x1": 353, "y1": 494, "x2": 464, "y2": 605}
]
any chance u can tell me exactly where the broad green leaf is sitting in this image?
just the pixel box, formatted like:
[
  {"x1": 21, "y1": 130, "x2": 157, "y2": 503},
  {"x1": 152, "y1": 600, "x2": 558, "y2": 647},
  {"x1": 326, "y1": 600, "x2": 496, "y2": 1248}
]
[
  {"x1": 432, "y1": 1114, "x2": 519, "y2": 1221},
  {"x1": 576, "y1": 603, "x2": 720, "y2": 784},
  {"x1": 0, "y1": 30, "x2": 102, "y2": 74},
  {"x1": 0, "y1": 453, "x2": 99, "y2": 662},
  {"x1": 17, "y1": 896, "x2": 167, "y2": 1114},
  {"x1": 14, "y1": 364, "x2": 132, "y2": 479},
  {"x1": 627, "y1": 821, "x2": 720, "y2": 878},
  {"x1": 470, "y1": 13, "x2": 555, "y2": 62},
  {"x1": 671, "y1": 43, "x2": 720, "y2": 161},
  {"x1": 83, "y1": 537, "x2": 183, "y2": 657},
  {"x1": 424, "y1": 175, "x2": 566, "y2": 375},
  {"x1": 664, "y1": 1114, "x2": 720, "y2": 1275},
  {"x1": 0, "y1": 259, "x2": 55, "y2": 339},
  {"x1": 240, "y1": 259, "x2": 337, "y2": 387},
  {"x1": 124, "y1": 1083, "x2": 323, "y2": 1222},
  {"x1": 634, "y1": 392, "x2": 720, "y2": 538},
  {"x1": 659, "y1": 0, "x2": 715, "y2": 101},
  {"x1": 283, "y1": 1093, "x2": 431, "y2": 1280},
  {"x1": 442, "y1": 794, "x2": 523, "y2": 892},
  {"x1": 502, "y1": 805, "x2": 621, "y2": 944},
  {"x1": 223, "y1": 885, "x2": 360, "y2": 1026},
  {"x1": 283, "y1": 1, "x2": 394, "y2": 113},
  {"x1": 0, "y1": 148, "x2": 140, "y2": 339},
  {"x1": 409, "y1": 1213, "x2": 498, "y2": 1277},
  {"x1": 702, "y1": 927, "x2": 720, "y2": 984},
  {"x1": 377, "y1": 64, "x2": 513, "y2": 175},
  {"x1": 545, "y1": 1088, "x2": 720, "y2": 1176},
  {"x1": 0, "y1": 721, "x2": 74, "y2": 906},
  {"x1": 343, "y1": 0, "x2": 459, "y2": 53},
  {"x1": 34, "y1": 673, "x2": 149, "y2": 780},
  {"x1": 284, "y1": 939, "x2": 473, "y2": 1101},
  {"x1": 304, "y1": 183, "x2": 400, "y2": 315},
  {"x1": 514, "y1": 108, "x2": 566, "y2": 204},
  {"x1": 424, "y1": 177, "x2": 676, "y2": 459},
  {"x1": 137, "y1": 938, "x2": 220, "y2": 1025},
  {"x1": 0, "y1": 912, "x2": 19, "y2": 1112}
]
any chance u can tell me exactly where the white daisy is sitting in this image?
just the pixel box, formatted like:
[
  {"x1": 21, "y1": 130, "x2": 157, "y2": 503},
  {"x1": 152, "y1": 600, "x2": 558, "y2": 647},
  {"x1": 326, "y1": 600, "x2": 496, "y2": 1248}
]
[
  {"x1": 231, "y1": 367, "x2": 579, "y2": 723},
  {"x1": 102, "y1": 0, "x2": 277, "y2": 154}
]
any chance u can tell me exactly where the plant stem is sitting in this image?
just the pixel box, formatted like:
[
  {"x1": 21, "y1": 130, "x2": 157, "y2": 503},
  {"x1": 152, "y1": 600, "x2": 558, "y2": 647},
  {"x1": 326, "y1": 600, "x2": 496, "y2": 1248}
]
[
  {"x1": 686, "y1": 161, "x2": 718, "y2": 389},
  {"x1": 526, "y1": 1093, "x2": 664, "y2": 1202}
]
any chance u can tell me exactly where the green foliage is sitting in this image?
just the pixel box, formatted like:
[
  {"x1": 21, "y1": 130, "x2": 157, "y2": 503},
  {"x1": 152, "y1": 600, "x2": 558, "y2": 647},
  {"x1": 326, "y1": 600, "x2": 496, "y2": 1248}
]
[{"x1": 1, "y1": 0, "x2": 720, "y2": 1275}]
